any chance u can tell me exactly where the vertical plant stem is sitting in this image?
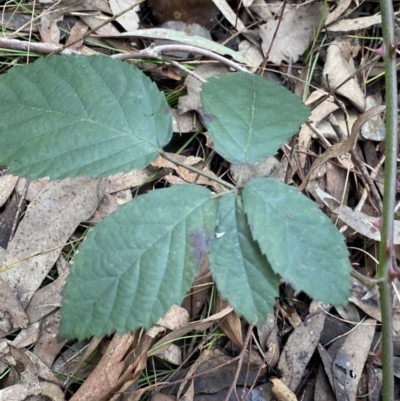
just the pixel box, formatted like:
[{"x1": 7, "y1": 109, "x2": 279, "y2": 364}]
[{"x1": 377, "y1": 1, "x2": 398, "y2": 400}]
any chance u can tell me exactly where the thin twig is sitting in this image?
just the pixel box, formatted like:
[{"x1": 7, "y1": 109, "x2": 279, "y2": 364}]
[
  {"x1": 112, "y1": 45, "x2": 250, "y2": 73},
  {"x1": 0, "y1": 38, "x2": 79, "y2": 55},
  {"x1": 327, "y1": 114, "x2": 382, "y2": 211},
  {"x1": 0, "y1": 39, "x2": 249, "y2": 76},
  {"x1": 154, "y1": 317, "x2": 229, "y2": 381},
  {"x1": 223, "y1": 324, "x2": 255, "y2": 401},
  {"x1": 350, "y1": 148, "x2": 383, "y2": 212},
  {"x1": 258, "y1": 0, "x2": 287, "y2": 74},
  {"x1": 160, "y1": 151, "x2": 236, "y2": 191},
  {"x1": 355, "y1": 154, "x2": 385, "y2": 212},
  {"x1": 161, "y1": 55, "x2": 206, "y2": 82},
  {"x1": 310, "y1": 55, "x2": 380, "y2": 110},
  {"x1": 305, "y1": 121, "x2": 333, "y2": 149}
]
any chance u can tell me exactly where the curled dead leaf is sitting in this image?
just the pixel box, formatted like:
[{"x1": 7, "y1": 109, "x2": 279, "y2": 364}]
[{"x1": 271, "y1": 378, "x2": 297, "y2": 401}]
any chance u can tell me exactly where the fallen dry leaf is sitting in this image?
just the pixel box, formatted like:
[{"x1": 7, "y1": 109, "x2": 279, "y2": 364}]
[
  {"x1": 156, "y1": 304, "x2": 189, "y2": 331},
  {"x1": 172, "y1": 110, "x2": 202, "y2": 133},
  {"x1": 153, "y1": 153, "x2": 227, "y2": 193},
  {"x1": 325, "y1": 161, "x2": 348, "y2": 205},
  {"x1": 257, "y1": 313, "x2": 275, "y2": 352},
  {"x1": 65, "y1": 20, "x2": 89, "y2": 50},
  {"x1": 152, "y1": 154, "x2": 202, "y2": 169},
  {"x1": 316, "y1": 345, "x2": 336, "y2": 400},
  {"x1": 318, "y1": 343, "x2": 335, "y2": 385},
  {"x1": 69, "y1": 332, "x2": 138, "y2": 401},
  {"x1": 15, "y1": 177, "x2": 49, "y2": 201},
  {"x1": 277, "y1": 311, "x2": 326, "y2": 392},
  {"x1": 161, "y1": 348, "x2": 265, "y2": 395},
  {"x1": 178, "y1": 64, "x2": 229, "y2": 115},
  {"x1": 257, "y1": 315, "x2": 280, "y2": 368},
  {"x1": 314, "y1": 109, "x2": 358, "y2": 141},
  {"x1": 33, "y1": 311, "x2": 64, "y2": 368},
  {"x1": 327, "y1": 12, "x2": 400, "y2": 32},
  {"x1": 112, "y1": 333, "x2": 157, "y2": 400},
  {"x1": 335, "y1": 303, "x2": 361, "y2": 323},
  {"x1": 361, "y1": 94, "x2": 385, "y2": 140},
  {"x1": 322, "y1": 38, "x2": 366, "y2": 112},
  {"x1": 0, "y1": 193, "x2": 18, "y2": 249},
  {"x1": 11, "y1": 321, "x2": 40, "y2": 349},
  {"x1": 299, "y1": 105, "x2": 385, "y2": 191},
  {"x1": 39, "y1": 13, "x2": 62, "y2": 45},
  {"x1": 0, "y1": 177, "x2": 105, "y2": 318},
  {"x1": 176, "y1": 347, "x2": 209, "y2": 399},
  {"x1": 217, "y1": 297, "x2": 243, "y2": 347},
  {"x1": 52, "y1": 336, "x2": 103, "y2": 384},
  {"x1": 298, "y1": 96, "x2": 338, "y2": 169},
  {"x1": 80, "y1": 13, "x2": 120, "y2": 36},
  {"x1": 238, "y1": 40, "x2": 264, "y2": 72},
  {"x1": 148, "y1": 307, "x2": 233, "y2": 357},
  {"x1": 109, "y1": 0, "x2": 142, "y2": 32},
  {"x1": 0, "y1": 174, "x2": 18, "y2": 208},
  {"x1": 346, "y1": 279, "x2": 400, "y2": 333},
  {"x1": 316, "y1": 187, "x2": 400, "y2": 244},
  {"x1": 156, "y1": 343, "x2": 182, "y2": 365},
  {"x1": 211, "y1": 0, "x2": 246, "y2": 31},
  {"x1": 367, "y1": 364, "x2": 383, "y2": 400},
  {"x1": 271, "y1": 378, "x2": 297, "y2": 401},
  {"x1": 248, "y1": 0, "x2": 272, "y2": 19},
  {"x1": 260, "y1": 2, "x2": 323, "y2": 64},
  {"x1": 325, "y1": 0, "x2": 352, "y2": 25},
  {"x1": 0, "y1": 339, "x2": 64, "y2": 400},
  {"x1": 230, "y1": 156, "x2": 280, "y2": 184},
  {"x1": 151, "y1": 393, "x2": 176, "y2": 401},
  {"x1": 332, "y1": 319, "x2": 376, "y2": 401},
  {"x1": 181, "y1": 251, "x2": 211, "y2": 318},
  {"x1": 24, "y1": 260, "x2": 68, "y2": 325},
  {"x1": 0, "y1": 278, "x2": 28, "y2": 332}
]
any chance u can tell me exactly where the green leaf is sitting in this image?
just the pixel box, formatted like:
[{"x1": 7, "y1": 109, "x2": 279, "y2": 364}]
[
  {"x1": 0, "y1": 55, "x2": 172, "y2": 179},
  {"x1": 200, "y1": 72, "x2": 310, "y2": 164},
  {"x1": 209, "y1": 192, "x2": 279, "y2": 325},
  {"x1": 242, "y1": 178, "x2": 351, "y2": 305},
  {"x1": 59, "y1": 184, "x2": 217, "y2": 340}
]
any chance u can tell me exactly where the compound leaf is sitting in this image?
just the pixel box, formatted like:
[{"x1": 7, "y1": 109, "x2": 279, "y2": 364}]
[
  {"x1": 59, "y1": 184, "x2": 216, "y2": 340},
  {"x1": 200, "y1": 72, "x2": 310, "y2": 164},
  {"x1": 242, "y1": 178, "x2": 351, "y2": 305},
  {"x1": 209, "y1": 192, "x2": 279, "y2": 326},
  {"x1": 0, "y1": 55, "x2": 172, "y2": 179}
]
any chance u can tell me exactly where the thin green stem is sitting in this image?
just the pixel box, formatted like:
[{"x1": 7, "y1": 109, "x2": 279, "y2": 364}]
[
  {"x1": 351, "y1": 269, "x2": 383, "y2": 287},
  {"x1": 160, "y1": 151, "x2": 236, "y2": 190},
  {"x1": 176, "y1": 129, "x2": 201, "y2": 154},
  {"x1": 377, "y1": 1, "x2": 398, "y2": 400}
]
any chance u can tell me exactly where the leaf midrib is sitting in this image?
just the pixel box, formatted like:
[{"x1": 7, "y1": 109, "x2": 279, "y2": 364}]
[{"x1": 5, "y1": 103, "x2": 160, "y2": 149}]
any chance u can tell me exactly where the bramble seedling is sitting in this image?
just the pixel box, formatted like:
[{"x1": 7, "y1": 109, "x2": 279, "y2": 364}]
[{"x1": 0, "y1": 55, "x2": 350, "y2": 340}]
